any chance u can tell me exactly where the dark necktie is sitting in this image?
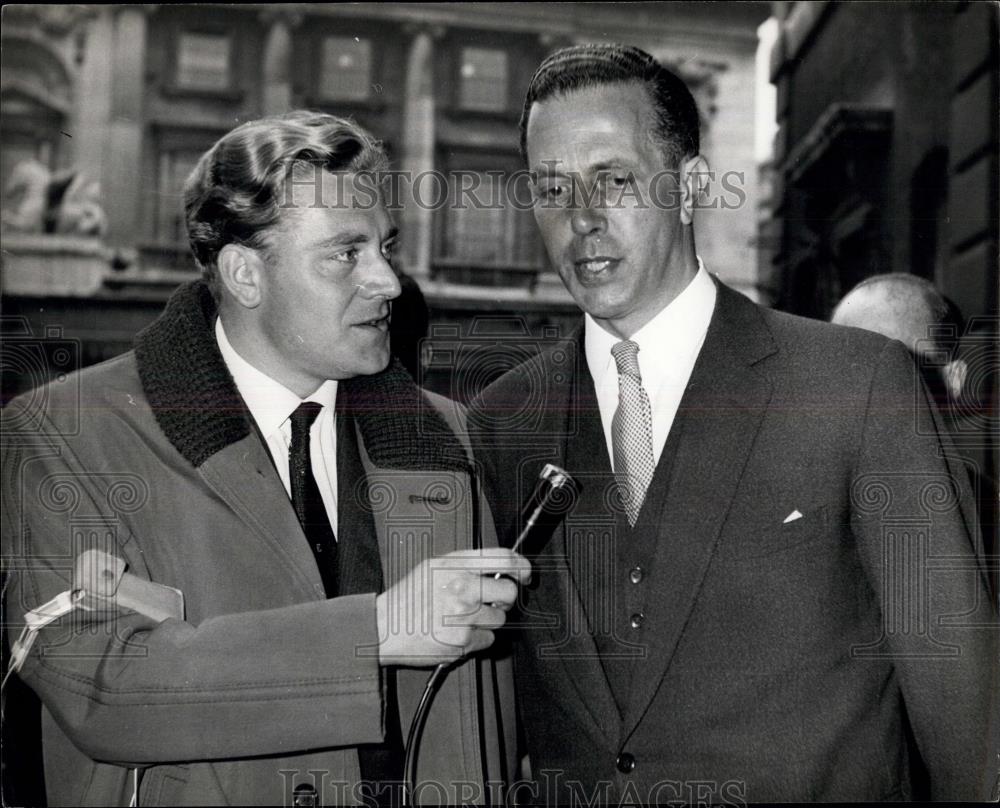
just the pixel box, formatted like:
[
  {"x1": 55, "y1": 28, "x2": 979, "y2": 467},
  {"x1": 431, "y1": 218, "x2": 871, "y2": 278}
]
[
  {"x1": 289, "y1": 402, "x2": 338, "y2": 596},
  {"x1": 292, "y1": 404, "x2": 403, "y2": 802}
]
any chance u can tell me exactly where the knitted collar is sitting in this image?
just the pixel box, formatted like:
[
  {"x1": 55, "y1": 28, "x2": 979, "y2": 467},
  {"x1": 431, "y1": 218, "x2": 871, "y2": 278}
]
[{"x1": 133, "y1": 281, "x2": 468, "y2": 472}]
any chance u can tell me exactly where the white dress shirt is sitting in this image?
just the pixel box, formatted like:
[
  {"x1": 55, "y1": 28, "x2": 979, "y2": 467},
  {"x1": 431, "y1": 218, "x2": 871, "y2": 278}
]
[
  {"x1": 585, "y1": 259, "x2": 717, "y2": 471},
  {"x1": 216, "y1": 318, "x2": 339, "y2": 536}
]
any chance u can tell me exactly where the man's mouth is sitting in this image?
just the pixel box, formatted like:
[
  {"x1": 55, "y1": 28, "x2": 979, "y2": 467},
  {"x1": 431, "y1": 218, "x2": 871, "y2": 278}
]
[
  {"x1": 356, "y1": 314, "x2": 390, "y2": 332},
  {"x1": 573, "y1": 257, "x2": 621, "y2": 280}
]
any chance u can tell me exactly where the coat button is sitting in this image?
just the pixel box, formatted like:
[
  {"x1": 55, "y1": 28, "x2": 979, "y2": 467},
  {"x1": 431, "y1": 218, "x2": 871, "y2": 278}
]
[
  {"x1": 630, "y1": 612, "x2": 644, "y2": 629},
  {"x1": 629, "y1": 566, "x2": 643, "y2": 584},
  {"x1": 616, "y1": 752, "x2": 636, "y2": 773},
  {"x1": 292, "y1": 783, "x2": 318, "y2": 807}
]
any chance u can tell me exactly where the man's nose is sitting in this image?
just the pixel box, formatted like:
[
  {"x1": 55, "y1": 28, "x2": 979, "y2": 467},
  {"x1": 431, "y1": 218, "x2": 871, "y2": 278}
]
[
  {"x1": 570, "y1": 202, "x2": 607, "y2": 237},
  {"x1": 356, "y1": 254, "x2": 402, "y2": 301}
]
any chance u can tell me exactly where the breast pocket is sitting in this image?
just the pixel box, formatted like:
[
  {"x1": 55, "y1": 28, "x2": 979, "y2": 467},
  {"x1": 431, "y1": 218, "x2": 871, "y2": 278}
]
[
  {"x1": 718, "y1": 505, "x2": 831, "y2": 560},
  {"x1": 139, "y1": 764, "x2": 190, "y2": 806}
]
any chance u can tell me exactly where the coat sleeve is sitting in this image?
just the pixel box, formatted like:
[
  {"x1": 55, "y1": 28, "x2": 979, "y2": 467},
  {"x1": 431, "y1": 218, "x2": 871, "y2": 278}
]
[
  {"x1": 849, "y1": 340, "x2": 999, "y2": 800},
  {"x1": 1, "y1": 404, "x2": 385, "y2": 766}
]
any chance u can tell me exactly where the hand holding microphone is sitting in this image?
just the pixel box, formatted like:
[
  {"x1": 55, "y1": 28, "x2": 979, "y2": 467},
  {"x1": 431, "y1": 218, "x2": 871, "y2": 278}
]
[
  {"x1": 395, "y1": 464, "x2": 576, "y2": 805},
  {"x1": 376, "y1": 464, "x2": 575, "y2": 668},
  {"x1": 376, "y1": 548, "x2": 530, "y2": 667}
]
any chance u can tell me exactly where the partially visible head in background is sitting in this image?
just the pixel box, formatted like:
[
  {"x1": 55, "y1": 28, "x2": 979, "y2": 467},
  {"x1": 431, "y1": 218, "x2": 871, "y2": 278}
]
[
  {"x1": 389, "y1": 273, "x2": 430, "y2": 380},
  {"x1": 831, "y1": 273, "x2": 967, "y2": 404},
  {"x1": 182, "y1": 111, "x2": 401, "y2": 396}
]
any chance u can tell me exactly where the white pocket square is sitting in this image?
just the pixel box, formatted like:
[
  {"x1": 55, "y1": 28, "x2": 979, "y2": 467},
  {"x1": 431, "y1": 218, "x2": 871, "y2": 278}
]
[{"x1": 782, "y1": 509, "x2": 803, "y2": 524}]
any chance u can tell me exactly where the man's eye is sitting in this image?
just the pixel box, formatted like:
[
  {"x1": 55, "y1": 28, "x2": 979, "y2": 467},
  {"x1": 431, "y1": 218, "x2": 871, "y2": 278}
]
[
  {"x1": 537, "y1": 184, "x2": 568, "y2": 204},
  {"x1": 381, "y1": 242, "x2": 396, "y2": 260},
  {"x1": 599, "y1": 173, "x2": 629, "y2": 188},
  {"x1": 331, "y1": 248, "x2": 359, "y2": 262}
]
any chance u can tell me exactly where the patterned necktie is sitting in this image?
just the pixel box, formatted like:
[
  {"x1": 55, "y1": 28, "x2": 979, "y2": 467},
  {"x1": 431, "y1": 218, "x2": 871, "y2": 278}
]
[
  {"x1": 611, "y1": 340, "x2": 656, "y2": 527},
  {"x1": 289, "y1": 402, "x2": 338, "y2": 596}
]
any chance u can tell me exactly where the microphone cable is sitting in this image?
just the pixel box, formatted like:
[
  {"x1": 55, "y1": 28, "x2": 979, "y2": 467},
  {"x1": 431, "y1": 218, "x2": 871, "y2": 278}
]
[{"x1": 400, "y1": 463, "x2": 576, "y2": 806}]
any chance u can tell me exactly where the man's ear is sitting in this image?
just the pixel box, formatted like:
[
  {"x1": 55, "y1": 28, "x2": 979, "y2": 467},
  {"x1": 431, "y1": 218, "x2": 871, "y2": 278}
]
[
  {"x1": 679, "y1": 154, "x2": 710, "y2": 226},
  {"x1": 217, "y1": 244, "x2": 265, "y2": 309}
]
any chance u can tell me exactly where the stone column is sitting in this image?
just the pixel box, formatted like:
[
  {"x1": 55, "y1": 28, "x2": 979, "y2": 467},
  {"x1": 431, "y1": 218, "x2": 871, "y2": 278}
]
[
  {"x1": 73, "y1": 8, "x2": 114, "y2": 192},
  {"x1": 398, "y1": 27, "x2": 441, "y2": 281},
  {"x1": 260, "y1": 10, "x2": 301, "y2": 115},
  {"x1": 103, "y1": 5, "x2": 148, "y2": 247}
]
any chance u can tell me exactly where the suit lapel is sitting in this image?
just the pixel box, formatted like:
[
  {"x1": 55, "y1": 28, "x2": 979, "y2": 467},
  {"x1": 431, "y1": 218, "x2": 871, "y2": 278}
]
[
  {"x1": 621, "y1": 283, "x2": 776, "y2": 740},
  {"x1": 527, "y1": 335, "x2": 622, "y2": 745}
]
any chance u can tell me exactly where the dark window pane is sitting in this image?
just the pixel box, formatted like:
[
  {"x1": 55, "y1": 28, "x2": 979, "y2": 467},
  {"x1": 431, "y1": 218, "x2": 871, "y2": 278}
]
[
  {"x1": 436, "y1": 169, "x2": 545, "y2": 283},
  {"x1": 177, "y1": 32, "x2": 231, "y2": 90},
  {"x1": 459, "y1": 47, "x2": 507, "y2": 112},
  {"x1": 320, "y1": 36, "x2": 372, "y2": 101},
  {"x1": 157, "y1": 150, "x2": 203, "y2": 243}
]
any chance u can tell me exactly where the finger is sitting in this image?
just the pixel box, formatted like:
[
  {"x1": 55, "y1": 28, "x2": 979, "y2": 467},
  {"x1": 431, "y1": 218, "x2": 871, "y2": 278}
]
[
  {"x1": 442, "y1": 602, "x2": 506, "y2": 629},
  {"x1": 464, "y1": 627, "x2": 496, "y2": 656},
  {"x1": 471, "y1": 604, "x2": 507, "y2": 630},
  {"x1": 476, "y1": 576, "x2": 518, "y2": 609},
  {"x1": 447, "y1": 551, "x2": 532, "y2": 584}
]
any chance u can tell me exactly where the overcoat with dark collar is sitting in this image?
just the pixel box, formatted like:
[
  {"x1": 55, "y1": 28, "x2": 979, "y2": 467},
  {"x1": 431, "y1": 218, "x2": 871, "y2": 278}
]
[
  {"x1": 2, "y1": 281, "x2": 516, "y2": 806},
  {"x1": 468, "y1": 281, "x2": 997, "y2": 803}
]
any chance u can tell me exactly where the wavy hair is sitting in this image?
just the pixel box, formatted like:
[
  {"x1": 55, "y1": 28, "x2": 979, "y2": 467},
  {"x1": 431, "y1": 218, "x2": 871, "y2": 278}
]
[{"x1": 183, "y1": 110, "x2": 388, "y2": 299}]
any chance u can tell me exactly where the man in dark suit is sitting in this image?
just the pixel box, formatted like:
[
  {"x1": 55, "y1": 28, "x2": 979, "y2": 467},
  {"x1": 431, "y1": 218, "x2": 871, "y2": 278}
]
[
  {"x1": 468, "y1": 45, "x2": 997, "y2": 803},
  {"x1": 832, "y1": 273, "x2": 999, "y2": 598}
]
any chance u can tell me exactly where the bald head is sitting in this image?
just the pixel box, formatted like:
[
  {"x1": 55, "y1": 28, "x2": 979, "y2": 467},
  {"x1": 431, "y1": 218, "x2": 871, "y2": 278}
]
[
  {"x1": 831, "y1": 274, "x2": 954, "y2": 357},
  {"x1": 832, "y1": 273, "x2": 968, "y2": 402}
]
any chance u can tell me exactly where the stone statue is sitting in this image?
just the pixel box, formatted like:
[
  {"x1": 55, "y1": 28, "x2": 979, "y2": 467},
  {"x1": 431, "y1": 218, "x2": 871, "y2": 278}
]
[{"x1": 2, "y1": 158, "x2": 107, "y2": 237}]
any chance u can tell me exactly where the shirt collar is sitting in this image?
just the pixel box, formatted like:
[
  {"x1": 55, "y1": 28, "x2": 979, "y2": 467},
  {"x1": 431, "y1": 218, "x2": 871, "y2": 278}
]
[
  {"x1": 215, "y1": 317, "x2": 338, "y2": 438},
  {"x1": 585, "y1": 257, "x2": 717, "y2": 385}
]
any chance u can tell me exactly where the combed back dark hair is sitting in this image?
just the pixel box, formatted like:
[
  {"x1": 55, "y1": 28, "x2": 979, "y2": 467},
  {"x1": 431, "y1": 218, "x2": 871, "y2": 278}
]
[
  {"x1": 183, "y1": 110, "x2": 388, "y2": 298},
  {"x1": 519, "y1": 43, "x2": 700, "y2": 168}
]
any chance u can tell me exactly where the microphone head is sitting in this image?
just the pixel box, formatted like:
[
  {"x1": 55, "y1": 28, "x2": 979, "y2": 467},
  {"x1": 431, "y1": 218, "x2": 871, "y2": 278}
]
[
  {"x1": 515, "y1": 464, "x2": 579, "y2": 556},
  {"x1": 539, "y1": 463, "x2": 572, "y2": 490}
]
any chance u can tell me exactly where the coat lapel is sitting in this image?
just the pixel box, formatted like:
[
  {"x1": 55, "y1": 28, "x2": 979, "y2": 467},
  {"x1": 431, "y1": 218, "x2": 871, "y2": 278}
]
[
  {"x1": 198, "y1": 435, "x2": 326, "y2": 597},
  {"x1": 621, "y1": 283, "x2": 777, "y2": 741},
  {"x1": 132, "y1": 280, "x2": 470, "y2": 601}
]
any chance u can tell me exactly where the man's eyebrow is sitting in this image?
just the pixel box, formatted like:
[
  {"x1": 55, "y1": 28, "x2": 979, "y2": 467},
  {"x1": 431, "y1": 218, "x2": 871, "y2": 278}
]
[
  {"x1": 591, "y1": 159, "x2": 639, "y2": 173},
  {"x1": 307, "y1": 227, "x2": 399, "y2": 251},
  {"x1": 532, "y1": 159, "x2": 639, "y2": 178},
  {"x1": 532, "y1": 163, "x2": 568, "y2": 179},
  {"x1": 308, "y1": 233, "x2": 370, "y2": 250}
]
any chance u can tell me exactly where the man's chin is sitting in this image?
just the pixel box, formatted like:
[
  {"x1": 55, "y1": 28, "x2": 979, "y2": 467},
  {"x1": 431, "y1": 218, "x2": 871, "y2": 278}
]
[{"x1": 568, "y1": 287, "x2": 629, "y2": 321}]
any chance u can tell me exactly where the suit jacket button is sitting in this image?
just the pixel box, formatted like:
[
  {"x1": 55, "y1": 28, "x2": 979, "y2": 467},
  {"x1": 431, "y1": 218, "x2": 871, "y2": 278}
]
[
  {"x1": 629, "y1": 566, "x2": 643, "y2": 584},
  {"x1": 630, "y1": 612, "x2": 644, "y2": 629},
  {"x1": 616, "y1": 752, "x2": 636, "y2": 773}
]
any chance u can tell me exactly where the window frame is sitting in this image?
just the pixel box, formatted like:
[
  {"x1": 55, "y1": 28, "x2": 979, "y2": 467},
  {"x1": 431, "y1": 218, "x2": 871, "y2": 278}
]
[{"x1": 163, "y1": 23, "x2": 244, "y2": 102}]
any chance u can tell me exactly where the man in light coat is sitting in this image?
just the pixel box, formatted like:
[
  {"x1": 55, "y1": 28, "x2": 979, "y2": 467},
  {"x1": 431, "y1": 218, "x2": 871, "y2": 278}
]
[{"x1": 2, "y1": 112, "x2": 527, "y2": 806}]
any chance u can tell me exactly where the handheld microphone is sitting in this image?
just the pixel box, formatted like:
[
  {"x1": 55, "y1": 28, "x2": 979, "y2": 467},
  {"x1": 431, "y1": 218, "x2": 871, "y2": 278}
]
[
  {"x1": 512, "y1": 463, "x2": 578, "y2": 557},
  {"x1": 403, "y1": 464, "x2": 577, "y2": 806}
]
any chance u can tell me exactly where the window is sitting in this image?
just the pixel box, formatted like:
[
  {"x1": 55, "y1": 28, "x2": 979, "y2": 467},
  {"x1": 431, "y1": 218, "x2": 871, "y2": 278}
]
[
  {"x1": 176, "y1": 32, "x2": 231, "y2": 91},
  {"x1": 435, "y1": 167, "x2": 546, "y2": 286},
  {"x1": 156, "y1": 149, "x2": 204, "y2": 244},
  {"x1": 458, "y1": 47, "x2": 508, "y2": 112},
  {"x1": 320, "y1": 36, "x2": 372, "y2": 101}
]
